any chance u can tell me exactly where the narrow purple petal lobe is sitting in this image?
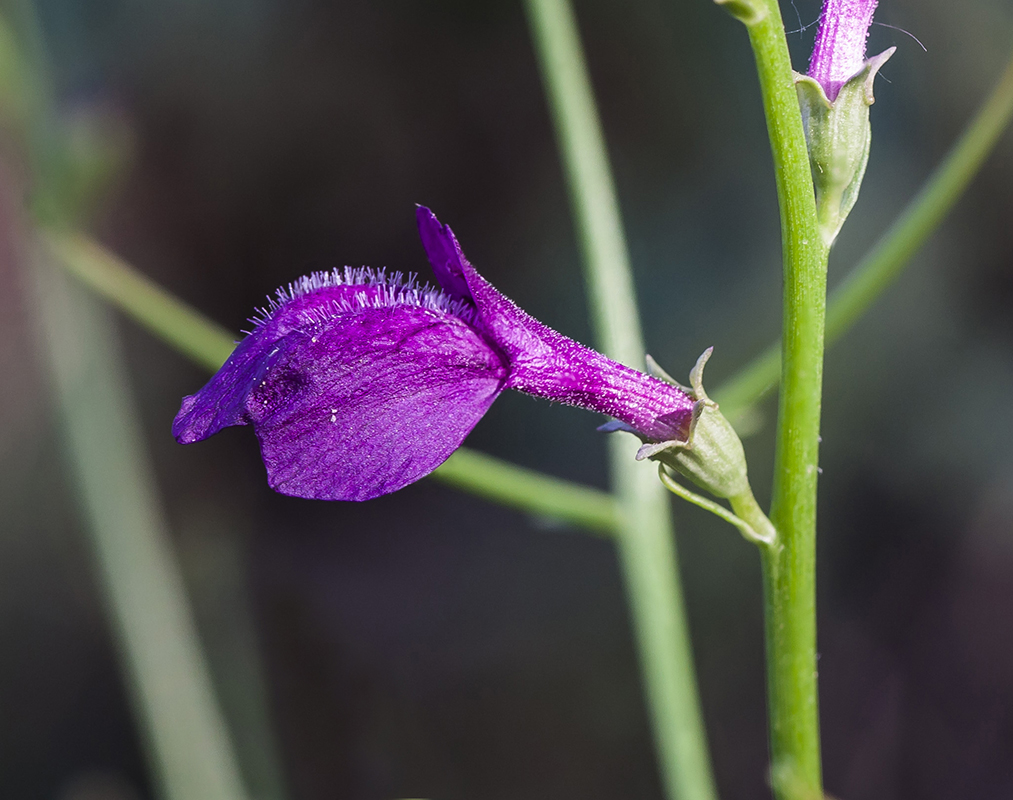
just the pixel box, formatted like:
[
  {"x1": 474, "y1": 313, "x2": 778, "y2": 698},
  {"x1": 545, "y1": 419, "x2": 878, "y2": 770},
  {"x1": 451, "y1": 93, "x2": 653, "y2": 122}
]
[
  {"x1": 416, "y1": 206, "x2": 475, "y2": 303},
  {"x1": 173, "y1": 326, "x2": 297, "y2": 443}
]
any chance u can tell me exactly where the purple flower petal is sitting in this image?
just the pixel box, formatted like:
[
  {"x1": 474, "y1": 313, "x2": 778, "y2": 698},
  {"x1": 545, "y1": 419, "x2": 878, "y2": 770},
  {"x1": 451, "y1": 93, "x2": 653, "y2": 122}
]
[
  {"x1": 174, "y1": 268, "x2": 506, "y2": 501},
  {"x1": 255, "y1": 304, "x2": 505, "y2": 501},
  {"x1": 173, "y1": 324, "x2": 299, "y2": 443},
  {"x1": 808, "y1": 0, "x2": 878, "y2": 101}
]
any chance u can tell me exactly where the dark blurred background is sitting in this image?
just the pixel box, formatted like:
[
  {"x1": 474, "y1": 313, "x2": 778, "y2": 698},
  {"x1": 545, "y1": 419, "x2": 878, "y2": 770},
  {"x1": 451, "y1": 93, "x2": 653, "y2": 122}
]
[{"x1": 2, "y1": 0, "x2": 1012, "y2": 798}]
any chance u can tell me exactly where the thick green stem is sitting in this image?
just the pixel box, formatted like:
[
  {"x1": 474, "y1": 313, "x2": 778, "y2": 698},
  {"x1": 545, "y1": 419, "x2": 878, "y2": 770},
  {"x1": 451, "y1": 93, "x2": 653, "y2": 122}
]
[
  {"x1": 525, "y1": 1, "x2": 718, "y2": 799},
  {"x1": 716, "y1": 43, "x2": 1013, "y2": 420},
  {"x1": 745, "y1": 3, "x2": 827, "y2": 797}
]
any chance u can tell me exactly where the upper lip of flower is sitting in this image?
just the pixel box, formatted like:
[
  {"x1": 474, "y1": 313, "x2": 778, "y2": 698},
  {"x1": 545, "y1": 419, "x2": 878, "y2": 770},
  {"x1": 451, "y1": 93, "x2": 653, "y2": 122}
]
[{"x1": 172, "y1": 207, "x2": 694, "y2": 501}]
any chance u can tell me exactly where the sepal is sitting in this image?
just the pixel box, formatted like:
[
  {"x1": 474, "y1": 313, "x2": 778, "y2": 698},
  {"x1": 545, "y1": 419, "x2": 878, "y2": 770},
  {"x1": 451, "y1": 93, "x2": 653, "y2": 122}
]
[
  {"x1": 651, "y1": 399, "x2": 750, "y2": 501},
  {"x1": 646, "y1": 354, "x2": 692, "y2": 394},
  {"x1": 629, "y1": 349, "x2": 750, "y2": 500},
  {"x1": 796, "y1": 47, "x2": 895, "y2": 247}
]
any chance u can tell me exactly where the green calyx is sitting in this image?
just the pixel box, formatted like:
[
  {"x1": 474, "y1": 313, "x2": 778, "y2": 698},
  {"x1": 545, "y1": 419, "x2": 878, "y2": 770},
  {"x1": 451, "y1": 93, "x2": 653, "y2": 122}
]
[
  {"x1": 641, "y1": 350, "x2": 776, "y2": 546},
  {"x1": 712, "y1": 0, "x2": 767, "y2": 26},
  {"x1": 796, "y1": 47, "x2": 895, "y2": 247},
  {"x1": 642, "y1": 348, "x2": 748, "y2": 499}
]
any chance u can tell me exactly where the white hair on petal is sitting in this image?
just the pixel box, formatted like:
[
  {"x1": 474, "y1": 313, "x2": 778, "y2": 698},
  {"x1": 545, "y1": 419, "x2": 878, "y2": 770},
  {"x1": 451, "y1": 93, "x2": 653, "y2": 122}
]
[{"x1": 247, "y1": 266, "x2": 477, "y2": 331}]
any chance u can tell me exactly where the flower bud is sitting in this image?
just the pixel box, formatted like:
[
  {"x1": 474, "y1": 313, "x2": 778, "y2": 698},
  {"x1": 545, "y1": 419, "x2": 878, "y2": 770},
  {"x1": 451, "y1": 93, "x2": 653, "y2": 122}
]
[
  {"x1": 796, "y1": 47, "x2": 894, "y2": 247},
  {"x1": 798, "y1": 0, "x2": 895, "y2": 246}
]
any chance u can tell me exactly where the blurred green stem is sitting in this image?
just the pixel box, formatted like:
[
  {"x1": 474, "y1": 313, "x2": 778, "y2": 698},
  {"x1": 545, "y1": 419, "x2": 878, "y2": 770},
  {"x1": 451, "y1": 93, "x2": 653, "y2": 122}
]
[
  {"x1": 29, "y1": 251, "x2": 250, "y2": 800},
  {"x1": 716, "y1": 42, "x2": 1013, "y2": 419},
  {"x1": 176, "y1": 523, "x2": 290, "y2": 800},
  {"x1": 41, "y1": 228, "x2": 620, "y2": 534},
  {"x1": 45, "y1": 230, "x2": 236, "y2": 371},
  {"x1": 435, "y1": 448, "x2": 618, "y2": 533},
  {"x1": 10, "y1": 0, "x2": 255, "y2": 795},
  {"x1": 525, "y1": 2, "x2": 718, "y2": 800},
  {"x1": 746, "y1": 3, "x2": 826, "y2": 797}
]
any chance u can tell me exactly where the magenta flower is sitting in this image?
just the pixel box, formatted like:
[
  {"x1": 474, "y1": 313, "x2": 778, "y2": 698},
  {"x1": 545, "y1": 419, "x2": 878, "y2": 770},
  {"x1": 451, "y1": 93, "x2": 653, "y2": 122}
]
[
  {"x1": 808, "y1": 0, "x2": 878, "y2": 102},
  {"x1": 173, "y1": 207, "x2": 695, "y2": 501}
]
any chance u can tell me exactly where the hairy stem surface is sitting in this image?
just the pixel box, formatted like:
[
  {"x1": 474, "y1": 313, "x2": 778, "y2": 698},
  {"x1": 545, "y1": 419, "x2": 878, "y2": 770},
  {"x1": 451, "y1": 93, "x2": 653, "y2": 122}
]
[{"x1": 745, "y1": 2, "x2": 827, "y2": 796}]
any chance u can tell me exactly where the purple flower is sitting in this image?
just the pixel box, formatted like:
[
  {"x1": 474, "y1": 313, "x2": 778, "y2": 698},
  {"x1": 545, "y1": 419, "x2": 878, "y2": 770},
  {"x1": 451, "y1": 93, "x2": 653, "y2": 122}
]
[
  {"x1": 808, "y1": 0, "x2": 878, "y2": 102},
  {"x1": 173, "y1": 207, "x2": 695, "y2": 501}
]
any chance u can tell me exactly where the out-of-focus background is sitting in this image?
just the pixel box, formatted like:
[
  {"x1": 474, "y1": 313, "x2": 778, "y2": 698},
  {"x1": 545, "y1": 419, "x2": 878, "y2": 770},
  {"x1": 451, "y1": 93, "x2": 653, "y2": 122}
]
[{"x1": 2, "y1": 0, "x2": 1012, "y2": 798}]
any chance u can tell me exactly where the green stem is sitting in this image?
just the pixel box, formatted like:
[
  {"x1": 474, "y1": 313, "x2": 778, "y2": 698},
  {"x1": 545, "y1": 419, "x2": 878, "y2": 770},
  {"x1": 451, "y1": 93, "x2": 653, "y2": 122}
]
[
  {"x1": 658, "y1": 467, "x2": 775, "y2": 546},
  {"x1": 11, "y1": 3, "x2": 254, "y2": 795},
  {"x1": 42, "y1": 227, "x2": 620, "y2": 533},
  {"x1": 436, "y1": 448, "x2": 619, "y2": 533},
  {"x1": 524, "y1": 2, "x2": 718, "y2": 799},
  {"x1": 745, "y1": 3, "x2": 827, "y2": 797},
  {"x1": 29, "y1": 252, "x2": 250, "y2": 800},
  {"x1": 715, "y1": 43, "x2": 1013, "y2": 419},
  {"x1": 176, "y1": 525, "x2": 291, "y2": 800},
  {"x1": 44, "y1": 229, "x2": 236, "y2": 372}
]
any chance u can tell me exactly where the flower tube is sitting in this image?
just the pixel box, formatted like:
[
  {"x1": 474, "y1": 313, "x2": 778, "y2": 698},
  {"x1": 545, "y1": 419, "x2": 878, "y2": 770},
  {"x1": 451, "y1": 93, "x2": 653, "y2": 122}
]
[{"x1": 808, "y1": 0, "x2": 880, "y2": 103}]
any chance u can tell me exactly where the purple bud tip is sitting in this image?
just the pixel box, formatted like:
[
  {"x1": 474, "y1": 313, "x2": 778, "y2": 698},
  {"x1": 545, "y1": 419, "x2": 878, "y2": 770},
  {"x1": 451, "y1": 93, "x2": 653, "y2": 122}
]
[{"x1": 808, "y1": 0, "x2": 878, "y2": 102}]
